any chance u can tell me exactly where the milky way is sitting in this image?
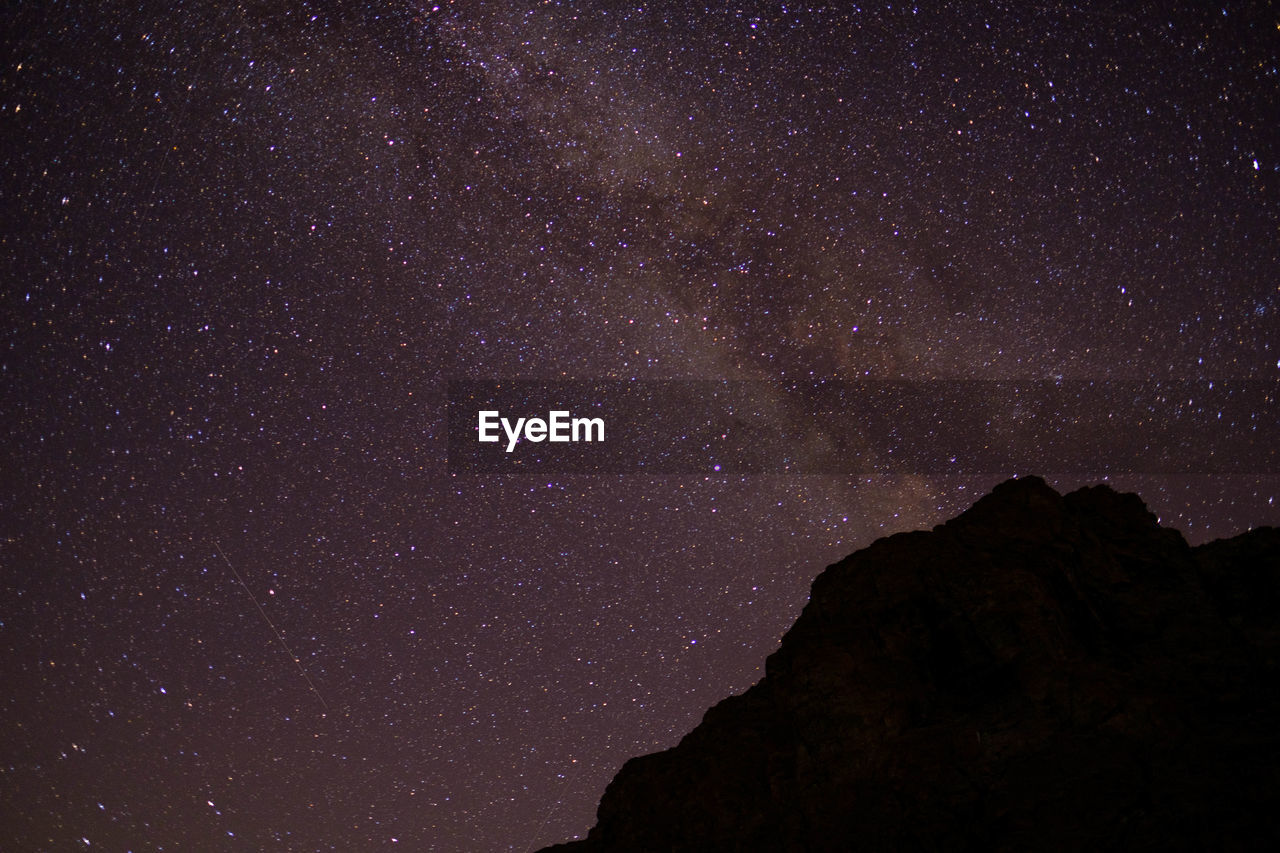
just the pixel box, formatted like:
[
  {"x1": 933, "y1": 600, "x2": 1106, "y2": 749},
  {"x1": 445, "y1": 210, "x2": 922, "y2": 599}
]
[{"x1": 3, "y1": 2, "x2": 1278, "y2": 849}]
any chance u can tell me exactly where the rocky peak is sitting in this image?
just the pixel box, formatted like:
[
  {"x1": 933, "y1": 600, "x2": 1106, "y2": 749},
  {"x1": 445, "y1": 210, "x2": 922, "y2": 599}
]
[{"x1": 540, "y1": 477, "x2": 1280, "y2": 852}]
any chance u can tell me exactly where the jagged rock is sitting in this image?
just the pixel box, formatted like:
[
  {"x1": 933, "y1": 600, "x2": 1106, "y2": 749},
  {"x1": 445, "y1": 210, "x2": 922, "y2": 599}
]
[{"x1": 541, "y1": 476, "x2": 1280, "y2": 852}]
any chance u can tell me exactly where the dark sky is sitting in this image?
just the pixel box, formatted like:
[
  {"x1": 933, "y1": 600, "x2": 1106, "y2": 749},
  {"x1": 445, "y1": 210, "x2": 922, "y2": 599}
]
[{"x1": 3, "y1": 1, "x2": 1278, "y2": 849}]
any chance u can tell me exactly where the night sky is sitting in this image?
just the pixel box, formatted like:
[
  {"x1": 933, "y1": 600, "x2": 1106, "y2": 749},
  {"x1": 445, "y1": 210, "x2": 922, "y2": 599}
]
[{"x1": 3, "y1": 1, "x2": 1279, "y2": 850}]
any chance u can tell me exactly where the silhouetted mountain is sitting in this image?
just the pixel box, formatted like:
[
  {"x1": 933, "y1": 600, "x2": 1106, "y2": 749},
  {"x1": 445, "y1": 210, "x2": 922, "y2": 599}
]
[{"x1": 541, "y1": 476, "x2": 1280, "y2": 852}]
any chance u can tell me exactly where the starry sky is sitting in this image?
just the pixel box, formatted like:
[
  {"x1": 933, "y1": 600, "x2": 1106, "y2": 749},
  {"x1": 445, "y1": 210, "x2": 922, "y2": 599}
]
[{"x1": 3, "y1": 1, "x2": 1278, "y2": 849}]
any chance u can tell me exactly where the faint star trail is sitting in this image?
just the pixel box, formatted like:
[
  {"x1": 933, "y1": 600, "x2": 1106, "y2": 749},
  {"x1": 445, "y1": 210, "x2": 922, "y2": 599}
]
[{"x1": 214, "y1": 539, "x2": 329, "y2": 717}]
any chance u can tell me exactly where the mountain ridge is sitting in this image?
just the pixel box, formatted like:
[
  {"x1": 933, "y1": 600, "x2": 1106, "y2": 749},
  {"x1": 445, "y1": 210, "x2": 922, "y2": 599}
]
[{"x1": 541, "y1": 476, "x2": 1280, "y2": 851}]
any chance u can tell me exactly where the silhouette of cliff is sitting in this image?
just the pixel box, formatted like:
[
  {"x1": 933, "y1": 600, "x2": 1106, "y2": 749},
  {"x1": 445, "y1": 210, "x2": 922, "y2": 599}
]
[{"x1": 541, "y1": 476, "x2": 1280, "y2": 852}]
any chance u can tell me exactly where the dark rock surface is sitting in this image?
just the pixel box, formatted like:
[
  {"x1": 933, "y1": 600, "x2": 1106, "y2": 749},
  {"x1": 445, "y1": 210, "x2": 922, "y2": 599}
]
[{"x1": 540, "y1": 476, "x2": 1280, "y2": 852}]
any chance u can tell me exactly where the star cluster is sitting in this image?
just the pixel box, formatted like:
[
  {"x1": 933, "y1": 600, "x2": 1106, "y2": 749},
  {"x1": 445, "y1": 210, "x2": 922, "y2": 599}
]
[{"x1": 3, "y1": 1, "x2": 1278, "y2": 849}]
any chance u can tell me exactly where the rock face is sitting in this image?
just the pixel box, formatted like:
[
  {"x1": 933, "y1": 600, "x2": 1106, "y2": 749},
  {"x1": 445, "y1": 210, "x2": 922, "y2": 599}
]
[{"x1": 541, "y1": 477, "x2": 1280, "y2": 852}]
